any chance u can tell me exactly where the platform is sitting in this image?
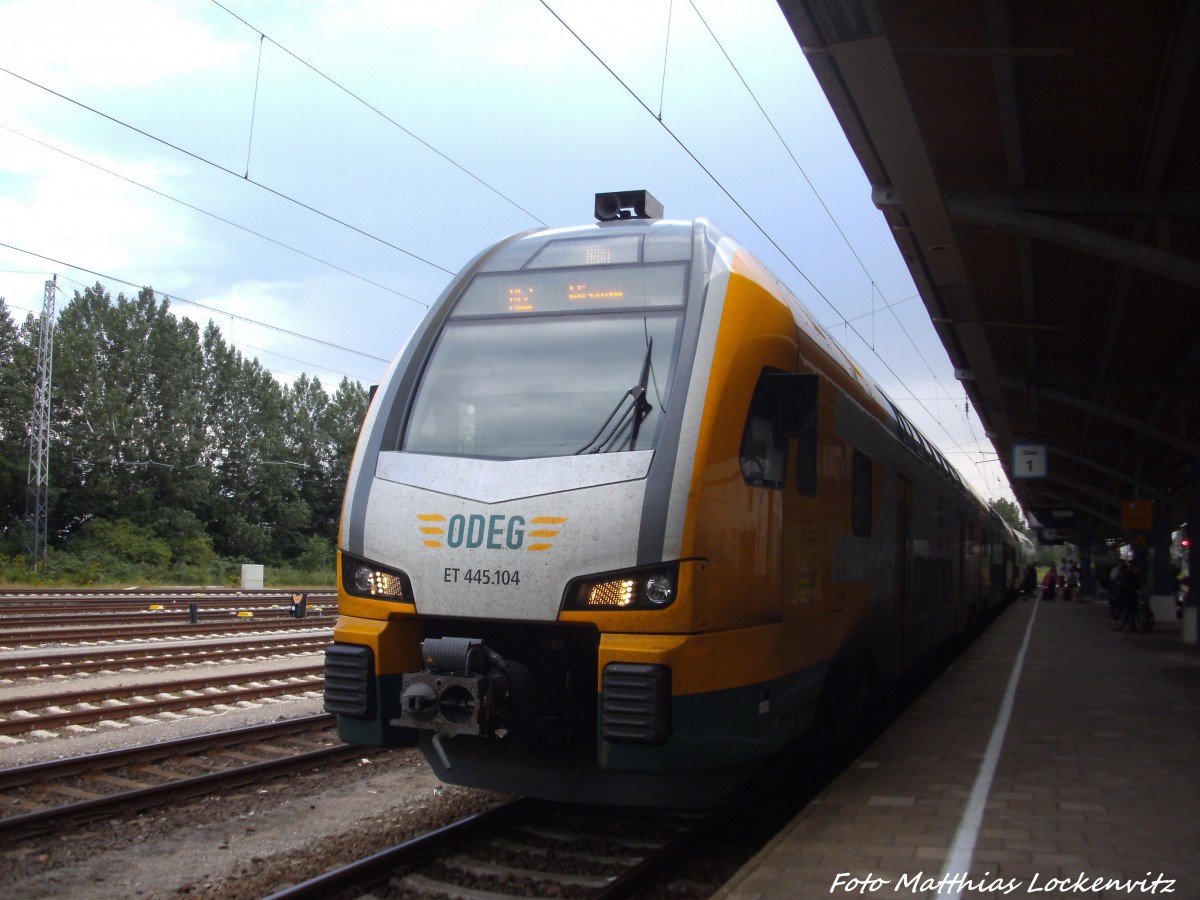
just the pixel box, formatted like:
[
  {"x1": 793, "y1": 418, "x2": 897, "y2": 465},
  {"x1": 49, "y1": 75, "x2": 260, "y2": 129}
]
[{"x1": 718, "y1": 598, "x2": 1200, "y2": 899}]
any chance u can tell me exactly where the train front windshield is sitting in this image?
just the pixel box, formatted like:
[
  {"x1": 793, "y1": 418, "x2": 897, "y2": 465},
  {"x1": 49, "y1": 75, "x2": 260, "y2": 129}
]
[{"x1": 403, "y1": 259, "x2": 687, "y2": 461}]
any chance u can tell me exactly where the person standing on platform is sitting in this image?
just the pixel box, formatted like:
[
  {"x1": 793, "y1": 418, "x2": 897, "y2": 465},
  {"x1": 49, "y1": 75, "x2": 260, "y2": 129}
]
[
  {"x1": 1041, "y1": 566, "x2": 1058, "y2": 602},
  {"x1": 1108, "y1": 559, "x2": 1126, "y2": 607},
  {"x1": 1066, "y1": 560, "x2": 1081, "y2": 602},
  {"x1": 1116, "y1": 561, "x2": 1140, "y2": 617}
]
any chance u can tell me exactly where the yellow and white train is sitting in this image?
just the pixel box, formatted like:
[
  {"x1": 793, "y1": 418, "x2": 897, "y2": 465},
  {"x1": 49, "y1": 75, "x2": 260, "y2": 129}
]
[{"x1": 325, "y1": 191, "x2": 1029, "y2": 807}]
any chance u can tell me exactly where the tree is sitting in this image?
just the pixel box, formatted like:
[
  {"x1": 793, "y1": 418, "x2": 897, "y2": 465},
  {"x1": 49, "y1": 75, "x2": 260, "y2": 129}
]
[
  {"x1": 199, "y1": 322, "x2": 314, "y2": 564},
  {"x1": 281, "y1": 373, "x2": 329, "y2": 556},
  {"x1": 200, "y1": 322, "x2": 275, "y2": 559},
  {"x1": 0, "y1": 299, "x2": 35, "y2": 553},
  {"x1": 50, "y1": 285, "x2": 210, "y2": 541},
  {"x1": 0, "y1": 280, "x2": 374, "y2": 580},
  {"x1": 316, "y1": 376, "x2": 369, "y2": 530}
]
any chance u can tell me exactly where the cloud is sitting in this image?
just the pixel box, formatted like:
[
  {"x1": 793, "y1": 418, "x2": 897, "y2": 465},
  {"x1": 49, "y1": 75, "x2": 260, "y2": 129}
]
[{"x1": 0, "y1": 0, "x2": 243, "y2": 92}]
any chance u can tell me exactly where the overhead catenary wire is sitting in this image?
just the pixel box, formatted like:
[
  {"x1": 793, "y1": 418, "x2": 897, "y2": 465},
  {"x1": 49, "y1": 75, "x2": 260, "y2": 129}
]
[
  {"x1": 208, "y1": 0, "x2": 548, "y2": 228},
  {"x1": 683, "y1": 0, "x2": 975, "y2": 450},
  {"x1": 536, "y1": 1, "x2": 828, "y2": 305},
  {"x1": 686, "y1": 0, "x2": 874, "y2": 278},
  {"x1": 0, "y1": 240, "x2": 392, "y2": 366},
  {"x1": 539, "y1": 0, "x2": 965, "y2": 450},
  {"x1": 2, "y1": 270, "x2": 349, "y2": 403},
  {"x1": 0, "y1": 49, "x2": 446, "y2": 382},
  {"x1": 232, "y1": 338, "x2": 379, "y2": 385},
  {"x1": 13, "y1": 269, "x2": 382, "y2": 387},
  {"x1": 657, "y1": 0, "x2": 675, "y2": 120},
  {"x1": 0, "y1": 63, "x2": 457, "y2": 276},
  {"x1": 0, "y1": 123, "x2": 430, "y2": 310},
  {"x1": 244, "y1": 33, "x2": 265, "y2": 178}
]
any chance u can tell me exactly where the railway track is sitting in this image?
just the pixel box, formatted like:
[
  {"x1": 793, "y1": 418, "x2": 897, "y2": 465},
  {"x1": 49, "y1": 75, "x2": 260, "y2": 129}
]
[
  {"x1": 0, "y1": 714, "x2": 364, "y2": 840},
  {"x1": 0, "y1": 606, "x2": 329, "y2": 626},
  {"x1": 0, "y1": 588, "x2": 336, "y2": 649},
  {"x1": 0, "y1": 617, "x2": 331, "y2": 647},
  {"x1": 0, "y1": 634, "x2": 331, "y2": 679},
  {"x1": 254, "y1": 704, "x2": 896, "y2": 899},
  {"x1": 0, "y1": 587, "x2": 336, "y2": 604},
  {"x1": 264, "y1": 797, "x2": 721, "y2": 899},
  {"x1": 0, "y1": 663, "x2": 325, "y2": 736}
]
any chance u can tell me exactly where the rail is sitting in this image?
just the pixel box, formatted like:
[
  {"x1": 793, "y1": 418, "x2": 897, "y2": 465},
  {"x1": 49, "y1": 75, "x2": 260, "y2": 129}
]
[
  {"x1": 0, "y1": 714, "x2": 358, "y2": 840},
  {"x1": 263, "y1": 797, "x2": 726, "y2": 899}
]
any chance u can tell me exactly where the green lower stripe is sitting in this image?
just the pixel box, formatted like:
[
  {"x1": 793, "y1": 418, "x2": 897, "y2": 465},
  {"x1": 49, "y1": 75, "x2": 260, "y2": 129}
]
[
  {"x1": 333, "y1": 673, "x2": 418, "y2": 748},
  {"x1": 600, "y1": 662, "x2": 827, "y2": 771}
]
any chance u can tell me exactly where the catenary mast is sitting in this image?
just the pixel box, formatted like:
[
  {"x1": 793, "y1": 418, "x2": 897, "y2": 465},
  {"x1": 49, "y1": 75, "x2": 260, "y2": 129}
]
[{"x1": 23, "y1": 276, "x2": 56, "y2": 574}]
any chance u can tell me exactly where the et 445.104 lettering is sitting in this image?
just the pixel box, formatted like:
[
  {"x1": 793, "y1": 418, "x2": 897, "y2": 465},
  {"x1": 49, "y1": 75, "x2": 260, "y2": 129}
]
[{"x1": 444, "y1": 568, "x2": 520, "y2": 586}]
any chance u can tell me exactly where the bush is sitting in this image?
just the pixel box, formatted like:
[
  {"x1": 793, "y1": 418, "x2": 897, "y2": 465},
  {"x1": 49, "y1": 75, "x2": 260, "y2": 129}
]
[
  {"x1": 69, "y1": 518, "x2": 172, "y2": 569},
  {"x1": 265, "y1": 565, "x2": 335, "y2": 588},
  {"x1": 154, "y1": 509, "x2": 217, "y2": 570},
  {"x1": 296, "y1": 535, "x2": 335, "y2": 572},
  {"x1": 0, "y1": 519, "x2": 335, "y2": 588},
  {"x1": 0, "y1": 553, "x2": 35, "y2": 584}
]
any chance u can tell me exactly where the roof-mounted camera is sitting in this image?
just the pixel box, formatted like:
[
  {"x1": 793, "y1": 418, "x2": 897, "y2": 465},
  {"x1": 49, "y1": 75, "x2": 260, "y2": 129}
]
[{"x1": 594, "y1": 190, "x2": 663, "y2": 222}]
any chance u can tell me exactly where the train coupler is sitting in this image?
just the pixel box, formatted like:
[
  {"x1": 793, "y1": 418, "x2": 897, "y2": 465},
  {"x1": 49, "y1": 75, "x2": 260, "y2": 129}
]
[{"x1": 396, "y1": 637, "x2": 535, "y2": 743}]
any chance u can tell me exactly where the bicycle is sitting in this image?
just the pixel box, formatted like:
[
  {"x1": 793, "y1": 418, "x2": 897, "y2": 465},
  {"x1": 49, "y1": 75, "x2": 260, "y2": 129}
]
[{"x1": 1108, "y1": 592, "x2": 1154, "y2": 633}]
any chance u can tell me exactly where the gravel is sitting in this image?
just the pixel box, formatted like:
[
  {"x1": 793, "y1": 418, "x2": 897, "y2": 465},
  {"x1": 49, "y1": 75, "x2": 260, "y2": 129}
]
[{"x1": 0, "y1": 647, "x2": 504, "y2": 899}]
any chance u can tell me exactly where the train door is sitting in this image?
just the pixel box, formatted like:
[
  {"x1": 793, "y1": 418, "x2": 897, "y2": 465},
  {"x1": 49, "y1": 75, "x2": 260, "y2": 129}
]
[
  {"x1": 894, "y1": 475, "x2": 913, "y2": 674},
  {"x1": 718, "y1": 369, "x2": 818, "y2": 630}
]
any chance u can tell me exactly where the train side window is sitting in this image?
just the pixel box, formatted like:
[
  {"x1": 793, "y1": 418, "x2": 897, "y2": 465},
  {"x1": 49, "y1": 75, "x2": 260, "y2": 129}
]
[
  {"x1": 739, "y1": 370, "x2": 788, "y2": 488},
  {"x1": 852, "y1": 449, "x2": 873, "y2": 536},
  {"x1": 766, "y1": 370, "x2": 818, "y2": 495},
  {"x1": 739, "y1": 370, "x2": 818, "y2": 490}
]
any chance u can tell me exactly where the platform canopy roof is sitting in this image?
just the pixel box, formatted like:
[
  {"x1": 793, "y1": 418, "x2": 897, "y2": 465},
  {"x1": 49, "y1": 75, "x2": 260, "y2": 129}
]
[{"x1": 777, "y1": 0, "x2": 1200, "y2": 541}]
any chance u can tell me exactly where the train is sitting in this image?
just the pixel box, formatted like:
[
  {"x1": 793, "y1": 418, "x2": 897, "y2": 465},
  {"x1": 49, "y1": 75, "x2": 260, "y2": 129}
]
[{"x1": 323, "y1": 190, "x2": 1032, "y2": 808}]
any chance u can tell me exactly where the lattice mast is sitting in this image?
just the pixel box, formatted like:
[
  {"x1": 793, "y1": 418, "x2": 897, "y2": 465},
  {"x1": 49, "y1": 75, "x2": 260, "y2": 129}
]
[{"x1": 23, "y1": 276, "x2": 56, "y2": 574}]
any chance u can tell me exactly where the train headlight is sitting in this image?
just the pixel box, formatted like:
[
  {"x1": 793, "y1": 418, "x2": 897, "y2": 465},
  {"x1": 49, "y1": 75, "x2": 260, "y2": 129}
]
[
  {"x1": 565, "y1": 564, "x2": 678, "y2": 611},
  {"x1": 644, "y1": 573, "x2": 673, "y2": 606},
  {"x1": 341, "y1": 554, "x2": 411, "y2": 602}
]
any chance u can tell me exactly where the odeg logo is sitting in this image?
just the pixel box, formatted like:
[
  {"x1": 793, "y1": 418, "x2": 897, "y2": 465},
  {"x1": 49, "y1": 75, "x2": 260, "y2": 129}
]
[{"x1": 418, "y1": 513, "x2": 566, "y2": 552}]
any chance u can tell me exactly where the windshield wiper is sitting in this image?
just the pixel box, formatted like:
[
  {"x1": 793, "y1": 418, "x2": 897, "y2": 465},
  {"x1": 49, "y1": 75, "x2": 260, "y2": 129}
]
[
  {"x1": 628, "y1": 336, "x2": 654, "y2": 448},
  {"x1": 575, "y1": 337, "x2": 654, "y2": 454}
]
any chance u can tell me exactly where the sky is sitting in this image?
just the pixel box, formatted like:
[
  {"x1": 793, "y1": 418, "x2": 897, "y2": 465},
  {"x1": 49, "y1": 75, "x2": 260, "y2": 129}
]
[{"x1": 0, "y1": 0, "x2": 1015, "y2": 504}]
